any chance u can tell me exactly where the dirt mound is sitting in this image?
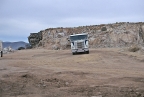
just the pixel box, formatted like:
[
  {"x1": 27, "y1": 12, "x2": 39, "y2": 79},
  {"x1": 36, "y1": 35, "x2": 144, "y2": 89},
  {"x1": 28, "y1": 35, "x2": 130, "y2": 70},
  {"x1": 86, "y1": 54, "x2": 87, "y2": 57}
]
[
  {"x1": 0, "y1": 73, "x2": 36, "y2": 96},
  {"x1": 1, "y1": 74, "x2": 144, "y2": 97}
]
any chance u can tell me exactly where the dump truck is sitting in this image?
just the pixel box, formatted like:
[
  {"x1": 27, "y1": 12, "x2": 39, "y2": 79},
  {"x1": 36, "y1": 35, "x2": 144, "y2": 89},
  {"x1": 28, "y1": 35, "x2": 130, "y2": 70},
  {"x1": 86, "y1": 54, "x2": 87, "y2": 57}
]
[
  {"x1": 0, "y1": 40, "x2": 3, "y2": 57},
  {"x1": 69, "y1": 33, "x2": 89, "y2": 55}
]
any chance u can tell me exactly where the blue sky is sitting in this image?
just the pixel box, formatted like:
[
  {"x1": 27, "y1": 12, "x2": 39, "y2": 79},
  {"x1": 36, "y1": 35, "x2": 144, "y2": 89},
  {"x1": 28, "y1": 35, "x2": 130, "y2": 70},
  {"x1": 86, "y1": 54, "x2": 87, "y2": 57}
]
[{"x1": 0, "y1": 0, "x2": 144, "y2": 42}]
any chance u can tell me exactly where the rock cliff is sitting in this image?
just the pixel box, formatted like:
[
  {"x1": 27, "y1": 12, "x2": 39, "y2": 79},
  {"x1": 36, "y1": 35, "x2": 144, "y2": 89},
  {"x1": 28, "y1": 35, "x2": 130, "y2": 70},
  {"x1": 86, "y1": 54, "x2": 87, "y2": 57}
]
[{"x1": 28, "y1": 22, "x2": 144, "y2": 49}]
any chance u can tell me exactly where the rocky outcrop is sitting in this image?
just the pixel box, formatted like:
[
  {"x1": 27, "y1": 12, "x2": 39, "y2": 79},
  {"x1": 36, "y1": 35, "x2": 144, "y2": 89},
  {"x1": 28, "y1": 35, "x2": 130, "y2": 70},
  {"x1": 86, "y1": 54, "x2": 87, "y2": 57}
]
[
  {"x1": 28, "y1": 31, "x2": 42, "y2": 47},
  {"x1": 28, "y1": 22, "x2": 144, "y2": 49}
]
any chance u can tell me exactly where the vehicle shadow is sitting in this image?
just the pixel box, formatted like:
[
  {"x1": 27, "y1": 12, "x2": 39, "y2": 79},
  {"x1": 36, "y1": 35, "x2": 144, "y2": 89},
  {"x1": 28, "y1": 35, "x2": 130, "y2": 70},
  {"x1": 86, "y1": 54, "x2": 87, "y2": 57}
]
[{"x1": 73, "y1": 52, "x2": 89, "y2": 55}]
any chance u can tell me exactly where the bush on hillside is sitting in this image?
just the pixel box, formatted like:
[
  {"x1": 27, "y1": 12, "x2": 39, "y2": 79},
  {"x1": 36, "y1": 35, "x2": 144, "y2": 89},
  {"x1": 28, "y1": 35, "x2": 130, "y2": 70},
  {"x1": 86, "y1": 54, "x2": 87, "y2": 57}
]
[
  {"x1": 18, "y1": 47, "x2": 25, "y2": 50},
  {"x1": 101, "y1": 26, "x2": 107, "y2": 31},
  {"x1": 128, "y1": 44, "x2": 141, "y2": 52}
]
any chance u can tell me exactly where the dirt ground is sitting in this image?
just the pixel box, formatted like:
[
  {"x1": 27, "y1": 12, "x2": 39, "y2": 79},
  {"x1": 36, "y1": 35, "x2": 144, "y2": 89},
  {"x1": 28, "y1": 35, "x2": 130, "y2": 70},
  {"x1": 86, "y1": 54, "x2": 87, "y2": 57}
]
[{"x1": 0, "y1": 48, "x2": 144, "y2": 97}]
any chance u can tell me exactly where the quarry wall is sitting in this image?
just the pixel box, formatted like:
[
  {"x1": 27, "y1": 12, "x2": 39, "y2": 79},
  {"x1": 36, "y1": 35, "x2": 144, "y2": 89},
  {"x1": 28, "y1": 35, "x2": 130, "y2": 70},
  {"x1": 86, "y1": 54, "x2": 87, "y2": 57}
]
[{"x1": 28, "y1": 22, "x2": 144, "y2": 49}]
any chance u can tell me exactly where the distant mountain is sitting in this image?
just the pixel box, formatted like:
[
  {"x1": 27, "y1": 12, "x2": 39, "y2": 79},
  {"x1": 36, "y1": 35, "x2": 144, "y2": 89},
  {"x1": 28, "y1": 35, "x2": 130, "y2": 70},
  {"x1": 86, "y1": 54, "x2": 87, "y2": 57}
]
[{"x1": 2, "y1": 41, "x2": 28, "y2": 50}]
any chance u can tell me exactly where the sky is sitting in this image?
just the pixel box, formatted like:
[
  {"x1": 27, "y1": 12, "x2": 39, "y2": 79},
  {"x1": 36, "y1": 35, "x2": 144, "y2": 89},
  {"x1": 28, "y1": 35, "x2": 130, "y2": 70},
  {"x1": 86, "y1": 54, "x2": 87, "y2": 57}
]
[{"x1": 0, "y1": 0, "x2": 144, "y2": 42}]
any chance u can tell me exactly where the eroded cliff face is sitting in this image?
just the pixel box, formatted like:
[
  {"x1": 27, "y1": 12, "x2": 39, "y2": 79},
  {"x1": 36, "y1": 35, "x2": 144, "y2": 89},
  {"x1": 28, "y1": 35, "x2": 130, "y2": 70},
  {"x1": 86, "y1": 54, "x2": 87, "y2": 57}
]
[{"x1": 28, "y1": 22, "x2": 144, "y2": 49}]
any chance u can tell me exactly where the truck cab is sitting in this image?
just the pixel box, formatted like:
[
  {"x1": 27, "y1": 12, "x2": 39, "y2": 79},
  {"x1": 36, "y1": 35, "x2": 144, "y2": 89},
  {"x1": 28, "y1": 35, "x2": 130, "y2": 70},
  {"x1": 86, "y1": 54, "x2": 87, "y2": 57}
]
[
  {"x1": 0, "y1": 40, "x2": 3, "y2": 57},
  {"x1": 70, "y1": 33, "x2": 89, "y2": 55}
]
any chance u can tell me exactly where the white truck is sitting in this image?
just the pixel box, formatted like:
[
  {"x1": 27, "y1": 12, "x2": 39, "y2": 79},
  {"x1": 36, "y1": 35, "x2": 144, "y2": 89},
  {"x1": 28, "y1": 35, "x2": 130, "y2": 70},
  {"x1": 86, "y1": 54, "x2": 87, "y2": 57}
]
[
  {"x1": 0, "y1": 40, "x2": 3, "y2": 57},
  {"x1": 69, "y1": 33, "x2": 89, "y2": 55}
]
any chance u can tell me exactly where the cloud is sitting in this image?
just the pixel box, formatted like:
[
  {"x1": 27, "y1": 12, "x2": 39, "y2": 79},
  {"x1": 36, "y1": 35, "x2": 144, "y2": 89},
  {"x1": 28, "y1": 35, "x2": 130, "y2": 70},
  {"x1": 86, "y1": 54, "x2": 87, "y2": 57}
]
[{"x1": 0, "y1": 0, "x2": 144, "y2": 42}]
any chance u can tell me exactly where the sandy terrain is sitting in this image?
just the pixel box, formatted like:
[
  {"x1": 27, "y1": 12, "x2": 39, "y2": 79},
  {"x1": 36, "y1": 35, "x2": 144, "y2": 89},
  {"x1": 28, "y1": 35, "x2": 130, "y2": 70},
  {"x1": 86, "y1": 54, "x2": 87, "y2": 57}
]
[{"x1": 0, "y1": 48, "x2": 144, "y2": 97}]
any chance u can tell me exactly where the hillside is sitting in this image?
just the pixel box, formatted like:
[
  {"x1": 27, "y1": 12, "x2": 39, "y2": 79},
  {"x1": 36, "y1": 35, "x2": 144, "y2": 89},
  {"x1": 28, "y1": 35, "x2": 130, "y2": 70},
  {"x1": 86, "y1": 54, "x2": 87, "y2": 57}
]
[
  {"x1": 28, "y1": 22, "x2": 144, "y2": 49},
  {"x1": 2, "y1": 41, "x2": 28, "y2": 50}
]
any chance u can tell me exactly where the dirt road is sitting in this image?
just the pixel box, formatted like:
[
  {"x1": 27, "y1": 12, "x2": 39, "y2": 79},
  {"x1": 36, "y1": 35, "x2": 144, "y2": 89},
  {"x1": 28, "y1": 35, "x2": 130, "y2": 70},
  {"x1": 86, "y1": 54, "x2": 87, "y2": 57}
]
[{"x1": 0, "y1": 48, "x2": 144, "y2": 97}]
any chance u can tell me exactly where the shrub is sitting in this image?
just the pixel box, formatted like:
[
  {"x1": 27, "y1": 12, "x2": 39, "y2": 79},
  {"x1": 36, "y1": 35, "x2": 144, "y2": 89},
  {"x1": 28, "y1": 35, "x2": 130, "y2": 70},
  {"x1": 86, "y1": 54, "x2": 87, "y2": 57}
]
[
  {"x1": 128, "y1": 45, "x2": 140, "y2": 52},
  {"x1": 101, "y1": 26, "x2": 107, "y2": 31},
  {"x1": 18, "y1": 47, "x2": 25, "y2": 50}
]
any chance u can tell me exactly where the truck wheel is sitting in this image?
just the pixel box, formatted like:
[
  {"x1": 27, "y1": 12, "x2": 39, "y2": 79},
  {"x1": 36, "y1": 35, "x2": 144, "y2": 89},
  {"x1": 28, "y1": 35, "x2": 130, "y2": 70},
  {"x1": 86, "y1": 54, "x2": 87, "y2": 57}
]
[
  {"x1": 72, "y1": 52, "x2": 76, "y2": 55},
  {"x1": 1, "y1": 51, "x2": 3, "y2": 57},
  {"x1": 86, "y1": 51, "x2": 89, "y2": 54}
]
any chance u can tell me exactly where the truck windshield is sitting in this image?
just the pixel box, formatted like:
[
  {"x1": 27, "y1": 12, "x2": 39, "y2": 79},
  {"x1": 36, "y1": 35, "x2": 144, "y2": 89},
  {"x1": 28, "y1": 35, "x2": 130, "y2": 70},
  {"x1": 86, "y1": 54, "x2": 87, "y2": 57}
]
[{"x1": 70, "y1": 35, "x2": 88, "y2": 41}]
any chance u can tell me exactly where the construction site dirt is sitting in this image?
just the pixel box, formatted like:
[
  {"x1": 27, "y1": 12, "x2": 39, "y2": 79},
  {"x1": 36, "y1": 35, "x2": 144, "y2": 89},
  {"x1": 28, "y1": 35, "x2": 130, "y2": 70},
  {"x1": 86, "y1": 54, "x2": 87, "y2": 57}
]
[{"x1": 0, "y1": 48, "x2": 144, "y2": 97}]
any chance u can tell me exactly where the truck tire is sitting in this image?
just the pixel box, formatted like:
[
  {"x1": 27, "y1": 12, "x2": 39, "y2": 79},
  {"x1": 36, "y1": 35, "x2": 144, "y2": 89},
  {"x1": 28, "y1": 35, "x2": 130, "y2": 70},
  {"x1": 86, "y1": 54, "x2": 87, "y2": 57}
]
[
  {"x1": 72, "y1": 52, "x2": 76, "y2": 55},
  {"x1": 86, "y1": 51, "x2": 89, "y2": 54},
  {"x1": 1, "y1": 51, "x2": 3, "y2": 57}
]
